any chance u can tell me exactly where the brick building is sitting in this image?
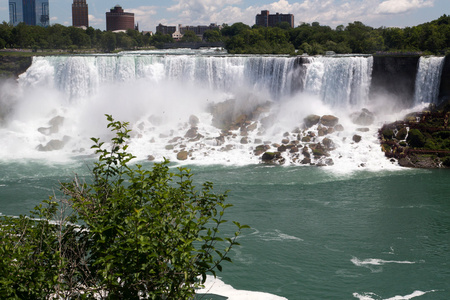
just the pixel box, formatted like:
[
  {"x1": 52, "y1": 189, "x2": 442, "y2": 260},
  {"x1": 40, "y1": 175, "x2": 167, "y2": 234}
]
[
  {"x1": 72, "y1": 0, "x2": 88, "y2": 28},
  {"x1": 255, "y1": 10, "x2": 294, "y2": 28},
  {"x1": 156, "y1": 24, "x2": 176, "y2": 35},
  {"x1": 179, "y1": 23, "x2": 222, "y2": 37},
  {"x1": 106, "y1": 5, "x2": 135, "y2": 31}
]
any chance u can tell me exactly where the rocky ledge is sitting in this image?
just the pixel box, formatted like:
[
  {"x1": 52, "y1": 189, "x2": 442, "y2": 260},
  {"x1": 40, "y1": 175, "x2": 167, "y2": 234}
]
[{"x1": 379, "y1": 102, "x2": 450, "y2": 168}]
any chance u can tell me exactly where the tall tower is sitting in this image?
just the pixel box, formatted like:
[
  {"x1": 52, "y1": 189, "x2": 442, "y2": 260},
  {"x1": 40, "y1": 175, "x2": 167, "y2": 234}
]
[
  {"x1": 9, "y1": 0, "x2": 49, "y2": 27},
  {"x1": 72, "y1": 0, "x2": 89, "y2": 28}
]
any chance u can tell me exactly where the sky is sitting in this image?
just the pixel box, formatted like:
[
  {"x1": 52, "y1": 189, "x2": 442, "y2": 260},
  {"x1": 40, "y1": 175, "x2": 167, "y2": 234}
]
[{"x1": 0, "y1": 0, "x2": 448, "y2": 32}]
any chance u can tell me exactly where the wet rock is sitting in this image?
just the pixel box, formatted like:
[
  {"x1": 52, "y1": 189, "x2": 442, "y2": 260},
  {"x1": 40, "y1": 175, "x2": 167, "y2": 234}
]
[
  {"x1": 289, "y1": 146, "x2": 299, "y2": 153},
  {"x1": 334, "y1": 124, "x2": 344, "y2": 131},
  {"x1": 177, "y1": 150, "x2": 189, "y2": 161},
  {"x1": 240, "y1": 137, "x2": 249, "y2": 144},
  {"x1": 185, "y1": 127, "x2": 198, "y2": 138},
  {"x1": 281, "y1": 138, "x2": 289, "y2": 144},
  {"x1": 38, "y1": 116, "x2": 65, "y2": 135},
  {"x1": 278, "y1": 145, "x2": 287, "y2": 152},
  {"x1": 353, "y1": 135, "x2": 362, "y2": 143},
  {"x1": 350, "y1": 108, "x2": 375, "y2": 126},
  {"x1": 302, "y1": 146, "x2": 311, "y2": 158},
  {"x1": 254, "y1": 144, "x2": 270, "y2": 156},
  {"x1": 147, "y1": 155, "x2": 155, "y2": 161},
  {"x1": 325, "y1": 158, "x2": 334, "y2": 166},
  {"x1": 165, "y1": 145, "x2": 174, "y2": 150},
  {"x1": 301, "y1": 136, "x2": 311, "y2": 143},
  {"x1": 322, "y1": 138, "x2": 335, "y2": 150},
  {"x1": 356, "y1": 128, "x2": 370, "y2": 132},
  {"x1": 189, "y1": 115, "x2": 199, "y2": 127},
  {"x1": 189, "y1": 133, "x2": 204, "y2": 142},
  {"x1": 215, "y1": 135, "x2": 225, "y2": 146},
  {"x1": 37, "y1": 136, "x2": 70, "y2": 152},
  {"x1": 261, "y1": 152, "x2": 285, "y2": 165},
  {"x1": 310, "y1": 143, "x2": 328, "y2": 158},
  {"x1": 304, "y1": 114, "x2": 321, "y2": 128},
  {"x1": 320, "y1": 115, "x2": 339, "y2": 127},
  {"x1": 301, "y1": 157, "x2": 311, "y2": 164},
  {"x1": 318, "y1": 126, "x2": 327, "y2": 137},
  {"x1": 247, "y1": 122, "x2": 258, "y2": 132},
  {"x1": 168, "y1": 136, "x2": 182, "y2": 143}
]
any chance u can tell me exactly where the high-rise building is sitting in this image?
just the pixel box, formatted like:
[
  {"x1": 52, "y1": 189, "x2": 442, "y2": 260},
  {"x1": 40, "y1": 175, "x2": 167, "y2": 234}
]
[
  {"x1": 9, "y1": 0, "x2": 49, "y2": 27},
  {"x1": 106, "y1": 5, "x2": 135, "y2": 32},
  {"x1": 72, "y1": 0, "x2": 88, "y2": 28},
  {"x1": 255, "y1": 10, "x2": 294, "y2": 28}
]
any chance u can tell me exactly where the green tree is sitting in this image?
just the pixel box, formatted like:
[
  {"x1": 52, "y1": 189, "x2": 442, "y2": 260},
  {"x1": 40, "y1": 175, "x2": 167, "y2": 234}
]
[
  {"x1": 181, "y1": 30, "x2": 201, "y2": 42},
  {"x1": 101, "y1": 31, "x2": 117, "y2": 52},
  {"x1": 203, "y1": 29, "x2": 223, "y2": 42}
]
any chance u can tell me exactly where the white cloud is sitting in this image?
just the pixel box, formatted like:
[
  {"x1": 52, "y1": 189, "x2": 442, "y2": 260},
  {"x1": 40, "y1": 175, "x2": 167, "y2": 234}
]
[
  {"x1": 376, "y1": 0, "x2": 434, "y2": 14},
  {"x1": 127, "y1": 6, "x2": 157, "y2": 30},
  {"x1": 88, "y1": 14, "x2": 104, "y2": 27},
  {"x1": 148, "y1": 0, "x2": 437, "y2": 31}
]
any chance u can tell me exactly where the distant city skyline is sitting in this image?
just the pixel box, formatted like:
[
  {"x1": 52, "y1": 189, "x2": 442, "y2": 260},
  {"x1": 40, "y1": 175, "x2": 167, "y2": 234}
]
[{"x1": 1, "y1": 0, "x2": 448, "y2": 31}]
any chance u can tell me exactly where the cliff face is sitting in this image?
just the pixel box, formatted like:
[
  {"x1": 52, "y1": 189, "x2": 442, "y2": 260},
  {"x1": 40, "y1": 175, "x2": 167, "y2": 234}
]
[
  {"x1": 369, "y1": 56, "x2": 420, "y2": 106},
  {"x1": 439, "y1": 55, "x2": 450, "y2": 103},
  {"x1": 0, "y1": 56, "x2": 33, "y2": 79}
]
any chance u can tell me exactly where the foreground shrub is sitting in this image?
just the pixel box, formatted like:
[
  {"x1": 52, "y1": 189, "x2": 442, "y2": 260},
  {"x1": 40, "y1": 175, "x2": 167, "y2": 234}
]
[{"x1": 0, "y1": 115, "x2": 247, "y2": 299}]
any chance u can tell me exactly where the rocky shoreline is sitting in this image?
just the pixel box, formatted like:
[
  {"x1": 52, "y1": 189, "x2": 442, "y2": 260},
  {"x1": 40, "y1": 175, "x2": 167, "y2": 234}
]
[{"x1": 379, "y1": 102, "x2": 450, "y2": 169}]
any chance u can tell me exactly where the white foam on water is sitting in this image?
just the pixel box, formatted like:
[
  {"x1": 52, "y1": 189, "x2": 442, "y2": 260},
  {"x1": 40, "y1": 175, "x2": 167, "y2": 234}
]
[
  {"x1": 351, "y1": 257, "x2": 416, "y2": 267},
  {"x1": 197, "y1": 275, "x2": 288, "y2": 300},
  {"x1": 353, "y1": 290, "x2": 438, "y2": 300}
]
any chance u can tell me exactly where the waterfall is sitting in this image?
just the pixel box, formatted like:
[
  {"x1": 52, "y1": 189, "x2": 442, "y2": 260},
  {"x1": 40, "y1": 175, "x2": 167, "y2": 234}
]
[
  {"x1": 303, "y1": 56, "x2": 373, "y2": 108},
  {"x1": 414, "y1": 56, "x2": 445, "y2": 105},
  {"x1": 19, "y1": 54, "x2": 374, "y2": 108},
  {"x1": 2, "y1": 51, "x2": 405, "y2": 170}
]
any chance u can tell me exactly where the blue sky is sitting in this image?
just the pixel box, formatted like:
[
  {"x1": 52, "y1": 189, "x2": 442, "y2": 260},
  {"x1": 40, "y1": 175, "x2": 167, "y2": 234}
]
[{"x1": 0, "y1": 0, "x2": 448, "y2": 31}]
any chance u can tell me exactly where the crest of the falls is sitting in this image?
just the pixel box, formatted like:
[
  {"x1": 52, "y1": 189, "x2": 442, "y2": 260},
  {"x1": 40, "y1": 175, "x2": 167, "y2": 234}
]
[{"x1": 413, "y1": 56, "x2": 445, "y2": 105}]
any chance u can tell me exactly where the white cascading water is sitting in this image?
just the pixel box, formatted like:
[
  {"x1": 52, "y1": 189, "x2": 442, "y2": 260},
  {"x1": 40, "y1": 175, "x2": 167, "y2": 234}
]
[
  {"x1": 0, "y1": 50, "x2": 438, "y2": 171},
  {"x1": 414, "y1": 56, "x2": 445, "y2": 105},
  {"x1": 303, "y1": 56, "x2": 373, "y2": 108}
]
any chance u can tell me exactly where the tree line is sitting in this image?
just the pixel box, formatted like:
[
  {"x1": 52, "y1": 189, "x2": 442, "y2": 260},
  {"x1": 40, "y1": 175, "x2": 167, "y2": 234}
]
[
  {"x1": 0, "y1": 14, "x2": 449, "y2": 54},
  {"x1": 220, "y1": 14, "x2": 450, "y2": 55}
]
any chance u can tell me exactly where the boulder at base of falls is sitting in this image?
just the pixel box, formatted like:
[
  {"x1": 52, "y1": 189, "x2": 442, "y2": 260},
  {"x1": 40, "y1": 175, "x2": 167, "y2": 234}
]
[
  {"x1": 38, "y1": 116, "x2": 65, "y2": 136},
  {"x1": 310, "y1": 143, "x2": 329, "y2": 158},
  {"x1": 320, "y1": 115, "x2": 339, "y2": 127},
  {"x1": 261, "y1": 152, "x2": 285, "y2": 165},
  {"x1": 185, "y1": 127, "x2": 198, "y2": 138},
  {"x1": 350, "y1": 108, "x2": 375, "y2": 126},
  {"x1": 353, "y1": 135, "x2": 362, "y2": 143},
  {"x1": 37, "y1": 136, "x2": 70, "y2": 151},
  {"x1": 322, "y1": 138, "x2": 335, "y2": 150},
  {"x1": 334, "y1": 124, "x2": 344, "y2": 131},
  {"x1": 177, "y1": 150, "x2": 189, "y2": 161},
  {"x1": 304, "y1": 114, "x2": 321, "y2": 128},
  {"x1": 254, "y1": 144, "x2": 270, "y2": 156},
  {"x1": 189, "y1": 115, "x2": 199, "y2": 127}
]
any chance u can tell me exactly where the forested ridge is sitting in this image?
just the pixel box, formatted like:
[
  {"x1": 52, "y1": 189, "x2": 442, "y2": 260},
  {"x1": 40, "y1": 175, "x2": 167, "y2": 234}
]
[{"x1": 0, "y1": 14, "x2": 449, "y2": 54}]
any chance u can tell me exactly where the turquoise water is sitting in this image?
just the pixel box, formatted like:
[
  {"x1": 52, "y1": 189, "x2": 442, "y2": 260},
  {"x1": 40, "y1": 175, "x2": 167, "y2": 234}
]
[{"x1": 1, "y1": 161, "x2": 449, "y2": 299}]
